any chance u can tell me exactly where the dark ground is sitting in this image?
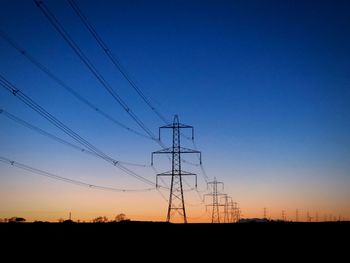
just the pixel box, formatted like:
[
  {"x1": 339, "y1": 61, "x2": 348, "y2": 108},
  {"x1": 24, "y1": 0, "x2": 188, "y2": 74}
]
[
  {"x1": 1, "y1": 221, "x2": 349, "y2": 257},
  {"x1": 1, "y1": 221, "x2": 349, "y2": 241}
]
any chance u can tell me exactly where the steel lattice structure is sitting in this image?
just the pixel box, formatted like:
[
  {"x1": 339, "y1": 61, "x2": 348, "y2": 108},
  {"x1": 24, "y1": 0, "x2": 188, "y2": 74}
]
[
  {"x1": 152, "y1": 115, "x2": 201, "y2": 223},
  {"x1": 204, "y1": 178, "x2": 225, "y2": 223}
]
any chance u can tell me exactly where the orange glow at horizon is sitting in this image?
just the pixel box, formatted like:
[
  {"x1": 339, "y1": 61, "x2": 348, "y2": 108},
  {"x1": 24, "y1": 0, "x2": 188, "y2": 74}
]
[{"x1": 1, "y1": 180, "x2": 349, "y2": 223}]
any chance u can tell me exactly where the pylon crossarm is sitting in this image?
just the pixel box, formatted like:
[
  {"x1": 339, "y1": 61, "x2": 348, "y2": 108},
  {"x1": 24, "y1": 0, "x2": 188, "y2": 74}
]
[
  {"x1": 160, "y1": 123, "x2": 193, "y2": 129},
  {"x1": 152, "y1": 147, "x2": 200, "y2": 154},
  {"x1": 179, "y1": 147, "x2": 200, "y2": 154}
]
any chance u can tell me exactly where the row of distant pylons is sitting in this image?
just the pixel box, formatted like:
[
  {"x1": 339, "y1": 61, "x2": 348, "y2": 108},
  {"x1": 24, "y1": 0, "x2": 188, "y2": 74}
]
[
  {"x1": 152, "y1": 115, "x2": 240, "y2": 223},
  {"x1": 205, "y1": 178, "x2": 241, "y2": 223},
  {"x1": 263, "y1": 208, "x2": 344, "y2": 222}
]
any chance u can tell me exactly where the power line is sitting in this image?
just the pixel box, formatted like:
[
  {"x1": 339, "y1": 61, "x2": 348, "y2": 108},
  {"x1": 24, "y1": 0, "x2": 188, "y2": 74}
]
[
  {"x1": 0, "y1": 29, "x2": 175, "y2": 174},
  {"x1": 5, "y1": 1, "x2": 208, "y2": 203},
  {"x1": 192, "y1": 140, "x2": 210, "y2": 183},
  {"x1": 0, "y1": 30, "x2": 152, "y2": 140},
  {"x1": 0, "y1": 74, "x2": 155, "y2": 186},
  {"x1": 67, "y1": 0, "x2": 170, "y2": 124},
  {"x1": 34, "y1": 0, "x2": 158, "y2": 141},
  {"x1": 0, "y1": 74, "x2": 208, "y2": 214},
  {"x1": 34, "y1": 0, "x2": 180, "y2": 160},
  {"x1": 1, "y1": 2, "x2": 214, "y2": 212},
  {"x1": 67, "y1": 2, "x2": 210, "y2": 182},
  {"x1": 0, "y1": 156, "x2": 154, "y2": 192},
  {"x1": 34, "y1": 0, "x2": 207, "y2": 196},
  {"x1": 0, "y1": 108, "x2": 151, "y2": 168}
]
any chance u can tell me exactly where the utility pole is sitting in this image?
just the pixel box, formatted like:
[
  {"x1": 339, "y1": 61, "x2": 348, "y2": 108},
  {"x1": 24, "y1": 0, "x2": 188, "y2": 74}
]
[
  {"x1": 204, "y1": 178, "x2": 225, "y2": 223},
  {"x1": 263, "y1": 207, "x2": 267, "y2": 219},
  {"x1": 152, "y1": 115, "x2": 201, "y2": 223}
]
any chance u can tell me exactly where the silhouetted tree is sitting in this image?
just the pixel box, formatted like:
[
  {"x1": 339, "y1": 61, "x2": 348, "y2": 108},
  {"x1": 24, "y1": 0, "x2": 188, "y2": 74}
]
[
  {"x1": 115, "y1": 213, "x2": 127, "y2": 222},
  {"x1": 8, "y1": 217, "x2": 26, "y2": 223},
  {"x1": 92, "y1": 216, "x2": 108, "y2": 223}
]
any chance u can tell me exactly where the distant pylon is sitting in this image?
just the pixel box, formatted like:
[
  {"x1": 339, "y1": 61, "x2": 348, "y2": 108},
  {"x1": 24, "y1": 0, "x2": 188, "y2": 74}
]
[
  {"x1": 282, "y1": 210, "x2": 286, "y2": 221},
  {"x1": 307, "y1": 211, "x2": 312, "y2": 222},
  {"x1": 221, "y1": 195, "x2": 231, "y2": 223},
  {"x1": 263, "y1": 207, "x2": 267, "y2": 219},
  {"x1": 204, "y1": 177, "x2": 225, "y2": 223},
  {"x1": 151, "y1": 115, "x2": 201, "y2": 223},
  {"x1": 229, "y1": 201, "x2": 239, "y2": 223},
  {"x1": 237, "y1": 207, "x2": 241, "y2": 221}
]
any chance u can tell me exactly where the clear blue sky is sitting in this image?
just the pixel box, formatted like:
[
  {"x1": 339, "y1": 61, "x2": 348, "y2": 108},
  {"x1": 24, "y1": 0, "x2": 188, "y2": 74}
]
[{"x1": 0, "y1": 0, "x2": 349, "y2": 221}]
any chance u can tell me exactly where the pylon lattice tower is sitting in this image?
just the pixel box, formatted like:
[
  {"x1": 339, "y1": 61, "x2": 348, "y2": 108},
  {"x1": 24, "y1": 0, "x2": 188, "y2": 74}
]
[
  {"x1": 221, "y1": 195, "x2": 231, "y2": 223},
  {"x1": 236, "y1": 207, "x2": 241, "y2": 221},
  {"x1": 229, "y1": 201, "x2": 239, "y2": 223},
  {"x1": 152, "y1": 115, "x2": 201, "y2": 223},
  {"x1": 204, "y1": 177, "x2": 225, "y2": 223}
]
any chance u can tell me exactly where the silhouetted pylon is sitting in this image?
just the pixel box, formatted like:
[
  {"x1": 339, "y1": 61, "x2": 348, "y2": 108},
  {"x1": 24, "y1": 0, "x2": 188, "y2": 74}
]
[
  {"x1": 228, "y1": 200, "x2": 238, "y2": 223},
  {"x1": 307, "y1": 211, "x2": 312, "y2": 222},
  {"x1": 282, "y1": 210, "x2": 286, "y2": 221},
  {"x1": 151, "y1": 115, "x2": 201, "y2": 223},
  {"x1": 204, "y1": 177, "x2": 225, "y2": 223},
  {"x1": 221, "y1": 195, "x2": 231, "y2": 223}
]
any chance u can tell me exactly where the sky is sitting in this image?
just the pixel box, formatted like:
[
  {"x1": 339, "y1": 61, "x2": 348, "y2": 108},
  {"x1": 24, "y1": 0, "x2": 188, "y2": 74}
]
[{"x1": 0, "y1": 0, "x2": 349, "y2": 222}]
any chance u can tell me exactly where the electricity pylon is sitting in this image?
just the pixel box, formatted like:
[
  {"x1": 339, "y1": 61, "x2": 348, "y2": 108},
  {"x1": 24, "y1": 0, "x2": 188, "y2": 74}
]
[
  {"x1": 282, "y1": 210, "x2": 286, "y2": 221},
  {"x1": 228, "y1": 200, "x2": 239, "y2": 223},
  {"x1": 228, "y1": 200, "x2": 236, "y2": 223},
  {"x1": 151, "y1": 115, "x2": 201, "y2": 223},
  {"x1": 204, "y1": 177, "x2": 225, "y2": 223},
  {"x1": 307, "y1": 211, "x2": 312, "y2": 222},
  {"x1": 236, "y1": 207, "x2": 241, "y2": 222},
  {"x1": 221, "y1": 195, "x2": 231, "y2": 223}
]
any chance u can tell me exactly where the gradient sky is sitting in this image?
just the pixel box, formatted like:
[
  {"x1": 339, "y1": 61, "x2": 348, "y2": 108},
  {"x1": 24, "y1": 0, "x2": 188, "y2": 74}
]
[{"x1": 0, "y1": 0, "x2": 349, "y2": 222}]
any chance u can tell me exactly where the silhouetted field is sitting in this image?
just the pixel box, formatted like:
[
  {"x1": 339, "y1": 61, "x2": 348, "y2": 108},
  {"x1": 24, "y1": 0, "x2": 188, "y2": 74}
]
[
  {"x1": 1, "y1": 221, "x2": 348, "y2": 259},
  {"x1": 1, "y1": 221, "x2": 349, "y2": 245}
]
